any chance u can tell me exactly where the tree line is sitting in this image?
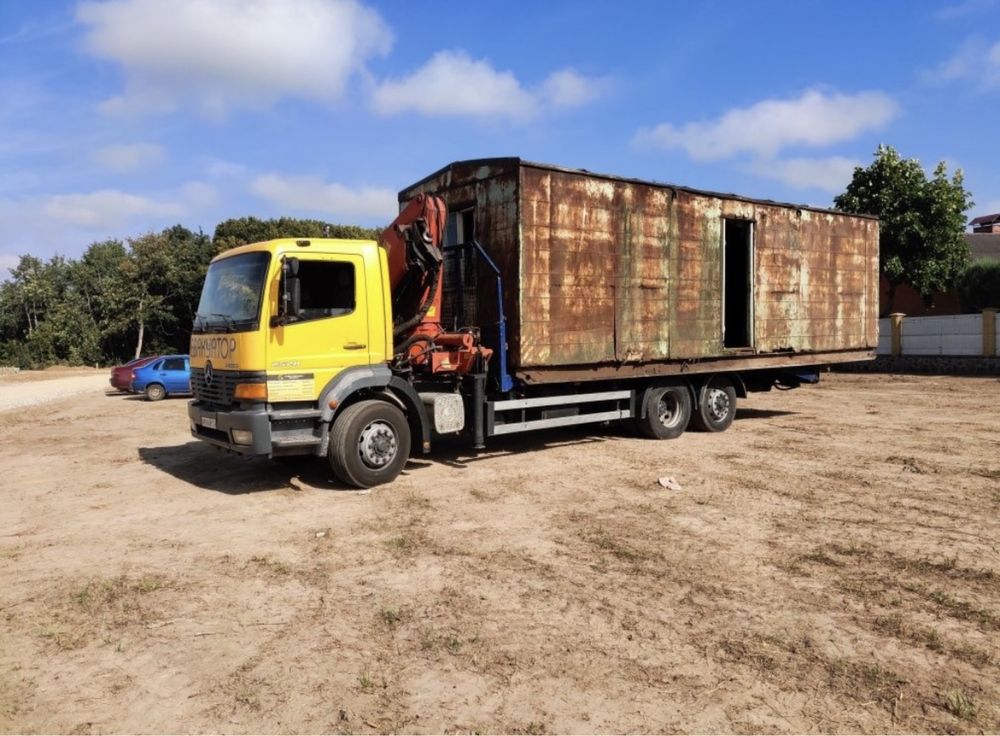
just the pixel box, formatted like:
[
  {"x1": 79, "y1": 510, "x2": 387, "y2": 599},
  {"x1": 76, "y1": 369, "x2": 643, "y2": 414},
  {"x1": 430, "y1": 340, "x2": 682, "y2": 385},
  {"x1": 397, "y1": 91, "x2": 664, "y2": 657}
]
[{"x1": 0, "y1": 217, "x2": 380, "y2": 368}]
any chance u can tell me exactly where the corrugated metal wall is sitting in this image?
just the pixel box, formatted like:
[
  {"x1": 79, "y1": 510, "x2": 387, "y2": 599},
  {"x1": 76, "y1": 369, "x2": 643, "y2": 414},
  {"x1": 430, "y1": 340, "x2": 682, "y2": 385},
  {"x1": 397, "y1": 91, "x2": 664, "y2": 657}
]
[
  {"x1": 518, "y1": 164, "x2": 877, "y2": 367},
  {"x1": 400, "y1": 159, "x2": 879, "y2": 374}
]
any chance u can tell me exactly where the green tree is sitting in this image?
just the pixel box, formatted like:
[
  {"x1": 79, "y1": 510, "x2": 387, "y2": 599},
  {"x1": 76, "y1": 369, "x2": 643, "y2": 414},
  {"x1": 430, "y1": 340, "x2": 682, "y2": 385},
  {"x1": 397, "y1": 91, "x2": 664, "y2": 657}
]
[
  {"x1": 834, "y1": 145, "x2": 973, "y2": 314},
  {"x1": 120, "y1": 225, "x2": 214, "y2": 358},
  {"x1": 954, "y1": 259, "x2": 1000, "y2": 312},
  {"x1": 213, "y1": 216, "x2": 381, "y2": 251},
  {"x1": 0, "y1": 254, "x2": 101, "y2": 367}
]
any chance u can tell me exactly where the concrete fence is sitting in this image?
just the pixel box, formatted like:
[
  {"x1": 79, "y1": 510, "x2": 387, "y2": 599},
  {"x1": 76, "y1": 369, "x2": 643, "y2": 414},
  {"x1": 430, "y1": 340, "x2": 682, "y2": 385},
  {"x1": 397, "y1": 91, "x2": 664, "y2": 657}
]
[{"x1": 878, "y1": 310, "x2": 998, "y2": 357}]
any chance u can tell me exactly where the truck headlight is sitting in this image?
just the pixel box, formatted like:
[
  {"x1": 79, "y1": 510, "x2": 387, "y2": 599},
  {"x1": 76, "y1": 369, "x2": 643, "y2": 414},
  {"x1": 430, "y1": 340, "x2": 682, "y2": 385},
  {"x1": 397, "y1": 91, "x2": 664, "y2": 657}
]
[{"x1": 231, "y1": 429, "x2": 253, "y2": 445}]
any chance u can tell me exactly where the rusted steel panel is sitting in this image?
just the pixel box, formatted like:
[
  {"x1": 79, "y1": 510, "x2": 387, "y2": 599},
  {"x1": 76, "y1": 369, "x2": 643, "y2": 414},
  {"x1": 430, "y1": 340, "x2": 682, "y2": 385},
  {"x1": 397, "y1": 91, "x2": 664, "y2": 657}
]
[
  {"x1": 399, "y1": 158, "x2": 879, "y2": 382},
  {"x1": 519, "y1": 167, "x2": 618, "y2": 365}
]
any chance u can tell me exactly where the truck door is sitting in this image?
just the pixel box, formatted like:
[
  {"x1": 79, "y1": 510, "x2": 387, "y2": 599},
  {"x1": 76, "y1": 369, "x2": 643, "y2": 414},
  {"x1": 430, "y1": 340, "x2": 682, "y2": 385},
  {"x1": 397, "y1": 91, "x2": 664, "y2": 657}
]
[{"x1": 268, "y1": 254, "x2": 369, "y2": 400}]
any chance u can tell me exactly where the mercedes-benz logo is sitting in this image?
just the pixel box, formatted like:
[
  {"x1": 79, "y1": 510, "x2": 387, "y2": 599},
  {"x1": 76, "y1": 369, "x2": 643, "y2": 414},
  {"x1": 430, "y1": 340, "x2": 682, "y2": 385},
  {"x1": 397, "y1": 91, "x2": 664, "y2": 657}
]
[{"x1": 204, "y1": 360, "x2": 214, "y2": 386}]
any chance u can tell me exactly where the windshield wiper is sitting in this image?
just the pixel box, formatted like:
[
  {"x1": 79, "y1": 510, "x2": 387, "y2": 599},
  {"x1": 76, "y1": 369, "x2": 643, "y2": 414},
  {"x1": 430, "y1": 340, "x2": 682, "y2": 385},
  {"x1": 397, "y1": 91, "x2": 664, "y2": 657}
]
[
  {"x1": 210, "y1": 313, "x2": 236, "y2": 332},
  {"x1": 192, "y1": 313, "x2": 207, "y2": 333}
]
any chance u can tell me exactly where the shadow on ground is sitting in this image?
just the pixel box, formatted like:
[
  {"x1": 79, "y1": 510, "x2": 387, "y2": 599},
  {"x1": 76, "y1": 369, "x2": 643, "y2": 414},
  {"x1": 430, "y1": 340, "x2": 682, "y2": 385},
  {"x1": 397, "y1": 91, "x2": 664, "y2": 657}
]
[
  {"x1": 735, "y1": 407, "x2": 797, "y2": 420},
  {"x1": 139, "y1": 424, "x2": 615, "y2": 493},
  {"x1": 140, "y1": 408, "x2": 798, "y2": 492},
  {"x1": 137, "y1": 442, "x2": 353, "y2": 494}
]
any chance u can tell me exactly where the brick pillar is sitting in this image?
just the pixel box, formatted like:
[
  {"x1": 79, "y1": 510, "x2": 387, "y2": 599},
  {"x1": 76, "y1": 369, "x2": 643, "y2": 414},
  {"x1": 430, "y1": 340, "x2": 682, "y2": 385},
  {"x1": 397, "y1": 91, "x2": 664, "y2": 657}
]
[
  {"x1": 984, "y1": 308, "x2": 997, "y2": 357},
  {"x1": 889, "y1": 313, "x2": 905, "y2": 357}
]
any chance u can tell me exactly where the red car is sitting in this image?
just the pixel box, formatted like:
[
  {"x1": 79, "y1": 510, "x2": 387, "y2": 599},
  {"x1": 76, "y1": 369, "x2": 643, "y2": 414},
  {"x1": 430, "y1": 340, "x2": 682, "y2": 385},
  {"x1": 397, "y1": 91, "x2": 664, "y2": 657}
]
[{"x1": 109, "y1": 356, "x2": 159, "y2": 392}]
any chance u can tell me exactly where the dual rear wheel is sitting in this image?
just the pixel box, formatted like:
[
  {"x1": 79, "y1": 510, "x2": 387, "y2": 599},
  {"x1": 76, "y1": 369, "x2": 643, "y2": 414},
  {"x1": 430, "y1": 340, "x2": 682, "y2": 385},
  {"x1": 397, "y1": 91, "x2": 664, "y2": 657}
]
[{"x1": 635, "y1": 376, "x2": 737, "y2": 439}]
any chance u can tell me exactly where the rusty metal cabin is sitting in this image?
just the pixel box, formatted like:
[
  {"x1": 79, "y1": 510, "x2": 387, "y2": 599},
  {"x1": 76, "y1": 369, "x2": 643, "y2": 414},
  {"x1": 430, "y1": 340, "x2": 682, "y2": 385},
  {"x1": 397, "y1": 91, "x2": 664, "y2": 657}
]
[{"x1": 399, "y1": 158, "x2": 878, "y2": 384}]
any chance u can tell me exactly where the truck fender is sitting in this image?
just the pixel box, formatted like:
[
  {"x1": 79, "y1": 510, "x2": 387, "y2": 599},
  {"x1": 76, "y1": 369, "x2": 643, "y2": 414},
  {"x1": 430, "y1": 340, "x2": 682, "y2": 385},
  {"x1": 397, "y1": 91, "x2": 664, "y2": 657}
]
[
  {"x1": 691, "y1": 372, "x2": 747, "y2": 399},
  {"x1": 315, "y1": 365, "x2": 431, "y2": 456},
  {"x1": 318, "y1": 365, "x2": 393, "y2": 422},
  {"x1": 387, "y1": 376, "x2": 432, "y2": 454}
]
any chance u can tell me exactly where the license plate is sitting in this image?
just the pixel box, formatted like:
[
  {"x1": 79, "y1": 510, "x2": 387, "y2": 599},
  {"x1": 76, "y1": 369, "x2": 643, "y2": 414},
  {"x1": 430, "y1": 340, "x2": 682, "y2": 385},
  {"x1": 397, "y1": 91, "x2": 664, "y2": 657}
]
[{"x1": 201, "y1": 417, "x2": 217, "y2": 430}]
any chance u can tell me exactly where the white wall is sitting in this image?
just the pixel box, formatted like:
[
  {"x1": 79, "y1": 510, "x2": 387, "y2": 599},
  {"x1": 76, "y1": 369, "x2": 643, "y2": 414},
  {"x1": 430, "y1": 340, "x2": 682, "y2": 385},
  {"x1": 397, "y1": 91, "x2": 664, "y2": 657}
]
[{"x1": 877, "y1": 313, "x2": 996, "y2": 356}]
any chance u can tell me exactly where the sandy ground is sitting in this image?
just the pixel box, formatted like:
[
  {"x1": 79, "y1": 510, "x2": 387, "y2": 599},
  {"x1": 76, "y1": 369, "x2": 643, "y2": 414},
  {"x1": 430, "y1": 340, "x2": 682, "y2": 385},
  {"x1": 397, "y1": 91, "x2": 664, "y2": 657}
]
[
  {"x1": 0, "y1": 371, "x2": 998, "y2": 734},
  {"x1": 0, "y1": 369, "x2": 109, "y2": 412}
]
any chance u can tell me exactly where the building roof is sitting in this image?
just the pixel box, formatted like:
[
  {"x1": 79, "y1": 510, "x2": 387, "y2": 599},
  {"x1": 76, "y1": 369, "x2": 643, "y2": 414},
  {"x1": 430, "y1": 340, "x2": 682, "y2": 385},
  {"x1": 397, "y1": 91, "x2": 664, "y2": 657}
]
[
  {"x1": 965, "y1": 233, "x2": 1000, "y2": 261},
  {"x1": 969, "y1": 213, "x2": 1000, "y2": 227}
]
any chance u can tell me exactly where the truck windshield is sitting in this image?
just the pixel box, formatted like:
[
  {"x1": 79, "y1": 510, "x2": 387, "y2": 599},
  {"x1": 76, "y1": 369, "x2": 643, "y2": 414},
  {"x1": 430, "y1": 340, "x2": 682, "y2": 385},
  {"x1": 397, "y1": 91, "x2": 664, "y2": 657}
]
[{"x1": 193, "y1": 252, "x2": 270, "y2": 333}]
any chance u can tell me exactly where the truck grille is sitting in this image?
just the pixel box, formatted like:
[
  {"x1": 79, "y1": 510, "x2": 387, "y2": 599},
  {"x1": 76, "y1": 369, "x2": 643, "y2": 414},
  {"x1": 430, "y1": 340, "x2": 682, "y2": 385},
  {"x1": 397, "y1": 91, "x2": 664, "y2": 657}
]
[{"x1": 191, "y1": 368, "x2": 265, "y2": 407}]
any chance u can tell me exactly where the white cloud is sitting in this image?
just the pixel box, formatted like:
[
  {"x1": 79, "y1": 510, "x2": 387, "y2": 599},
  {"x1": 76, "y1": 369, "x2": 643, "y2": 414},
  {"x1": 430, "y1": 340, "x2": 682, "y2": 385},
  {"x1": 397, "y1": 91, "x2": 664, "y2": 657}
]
[
  {"x1": 634, "y1": 89, "x2": 898, "y2": 161},
  {"x1": 540, "y1": 69, "x2": 607, "y2": 109},
  {"x1": 250, "y1": 173, "x2": 396, "y2": 221},
  {"x1": 371, "y1": 51, "x2": 606, "y2": 119},
  {"x1": 42, "y1": 189, "x2": 183, "y2": 228},
  {"x1": 77, "y1": 0, "x2": 392, "y2": 117},
  {"x1": 749, "y1": 156, "x2": 861, "y2": 193},
  {"x1": 92, "y1": 142, "x2": 166, "y2": 172},
  {"x1": 934, "y1": 0, "x2": 997, "y2": 19},
  {"x1": 926, "y1": 37, "x2": 1000, "y2": 89},
  {"x1": 371, "y1": 51, "x2": 535, "y2": 119}
]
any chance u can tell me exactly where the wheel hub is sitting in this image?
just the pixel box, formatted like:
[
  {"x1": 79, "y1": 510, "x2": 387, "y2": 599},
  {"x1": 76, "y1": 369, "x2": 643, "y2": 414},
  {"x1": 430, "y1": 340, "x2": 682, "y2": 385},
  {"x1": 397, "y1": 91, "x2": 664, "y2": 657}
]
[
  {"x1": 657, "y1": 394, "x2": 680, "y2": 427},
  {"x1": 358, "y1": 420, "x2": 398, "y2": 469},
  {"x1": 706, "y1": 388, "x2": 731, "y2": 421}
]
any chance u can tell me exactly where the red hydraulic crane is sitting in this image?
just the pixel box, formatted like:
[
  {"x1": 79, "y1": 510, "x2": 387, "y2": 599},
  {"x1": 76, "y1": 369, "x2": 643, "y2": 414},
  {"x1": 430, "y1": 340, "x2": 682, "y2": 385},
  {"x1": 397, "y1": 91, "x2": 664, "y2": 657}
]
[{"x1": 379, "y1": 193, "x2": 492, "y2": 377}]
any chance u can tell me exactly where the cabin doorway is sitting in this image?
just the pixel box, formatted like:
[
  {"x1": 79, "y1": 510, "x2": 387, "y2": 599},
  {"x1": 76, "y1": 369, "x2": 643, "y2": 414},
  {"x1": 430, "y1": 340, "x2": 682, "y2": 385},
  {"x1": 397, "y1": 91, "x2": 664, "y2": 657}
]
[{"x1": 723, "y1": 219, "x2": 754, "y2": 349}]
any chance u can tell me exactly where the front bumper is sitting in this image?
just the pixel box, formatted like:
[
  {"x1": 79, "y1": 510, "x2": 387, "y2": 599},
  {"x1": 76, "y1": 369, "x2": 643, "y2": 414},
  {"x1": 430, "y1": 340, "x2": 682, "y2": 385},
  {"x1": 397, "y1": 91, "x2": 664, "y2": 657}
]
[{"x1": 188, "y1": 401, "x2": 272, "y2": 455}]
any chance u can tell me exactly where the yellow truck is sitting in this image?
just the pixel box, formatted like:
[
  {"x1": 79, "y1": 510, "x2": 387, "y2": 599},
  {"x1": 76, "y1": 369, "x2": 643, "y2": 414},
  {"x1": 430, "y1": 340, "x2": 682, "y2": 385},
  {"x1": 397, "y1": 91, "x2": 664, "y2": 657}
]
[{"x1": 188, "y1": 159, "x2": 878, "y2": 487}]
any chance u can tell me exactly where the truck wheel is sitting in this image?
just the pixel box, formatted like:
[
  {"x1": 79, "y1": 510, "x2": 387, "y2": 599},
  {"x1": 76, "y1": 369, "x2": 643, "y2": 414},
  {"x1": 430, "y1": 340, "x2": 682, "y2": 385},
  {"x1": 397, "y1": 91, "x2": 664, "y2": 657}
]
[
  {"x1": 145, "y1": 383, "x2": 166, "y2": 401},
  {"x1": 636, "y1": 384, "x2": 691, "y2": 439},
  {"x1": 328, "y1": 400, "x2": 411, "y2": 488},
  {"x1": 690, "y1": 376, "x2": 737, "y2": 432}
]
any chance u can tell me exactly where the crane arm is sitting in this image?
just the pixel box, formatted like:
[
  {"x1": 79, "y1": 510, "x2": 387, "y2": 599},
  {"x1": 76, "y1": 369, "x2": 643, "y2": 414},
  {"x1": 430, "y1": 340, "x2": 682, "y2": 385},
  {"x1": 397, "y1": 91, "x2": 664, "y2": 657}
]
[
  {"x1": 379, "y1": 192, "x2": 493, "y2": 377},
  {"x1": 380, "y1": 193, "x2": 447, "y2": 291}
]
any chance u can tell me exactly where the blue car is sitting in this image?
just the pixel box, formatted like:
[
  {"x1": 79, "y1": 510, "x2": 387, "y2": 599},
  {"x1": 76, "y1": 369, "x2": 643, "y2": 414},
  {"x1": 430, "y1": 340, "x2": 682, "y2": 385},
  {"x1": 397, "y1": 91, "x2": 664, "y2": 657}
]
[{"x1": 131, "y1": 354, "x2": 191, "y2": 401}]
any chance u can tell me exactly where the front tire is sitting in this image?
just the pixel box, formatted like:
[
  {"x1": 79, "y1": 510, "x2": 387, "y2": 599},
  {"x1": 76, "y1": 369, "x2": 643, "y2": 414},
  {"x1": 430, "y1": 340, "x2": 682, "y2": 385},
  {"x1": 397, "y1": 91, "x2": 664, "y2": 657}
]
[
  {"x1": 636, "y1": 384, "x2": 692, "y2": 439},
  {"x1": 328, "y1": 400, "x2": 411, "y2": 488},
  {"x1": 145, "y1": 383, "x2": 166, "y2": 401},
  {"x1": 690, "y1": 376, "x2": 737, "y2": 432}
]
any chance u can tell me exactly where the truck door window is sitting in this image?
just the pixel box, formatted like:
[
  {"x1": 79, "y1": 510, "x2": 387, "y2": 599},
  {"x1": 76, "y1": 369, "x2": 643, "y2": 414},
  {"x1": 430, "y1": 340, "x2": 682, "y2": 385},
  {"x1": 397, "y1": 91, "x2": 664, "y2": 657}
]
[{"x1": 295, "y1": 260, "x2": 356, "y2": 322}]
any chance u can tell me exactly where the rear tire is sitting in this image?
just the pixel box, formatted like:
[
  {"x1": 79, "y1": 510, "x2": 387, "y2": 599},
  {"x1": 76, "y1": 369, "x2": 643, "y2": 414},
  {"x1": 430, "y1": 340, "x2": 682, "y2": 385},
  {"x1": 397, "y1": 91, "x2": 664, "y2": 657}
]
[
  {"x1": 690, "y1": 376, "x2": 737, "y2": 432},
  {"x1": 328, "y1": 400, "x2": 411, "y2": 488},
  {"x1": 636, "y1": 384, "x2": 691, "y2": 439},
  {"x1": 145, "y1": 383, "x2": 166, "y2": 401}
]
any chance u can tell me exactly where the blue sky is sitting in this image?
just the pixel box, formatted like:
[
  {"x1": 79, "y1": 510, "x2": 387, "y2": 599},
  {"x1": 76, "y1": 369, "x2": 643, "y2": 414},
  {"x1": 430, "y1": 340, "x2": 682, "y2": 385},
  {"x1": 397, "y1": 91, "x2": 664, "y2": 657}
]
[{"x1": 1, "y1": 0, "x2": 999, "y2": 274}]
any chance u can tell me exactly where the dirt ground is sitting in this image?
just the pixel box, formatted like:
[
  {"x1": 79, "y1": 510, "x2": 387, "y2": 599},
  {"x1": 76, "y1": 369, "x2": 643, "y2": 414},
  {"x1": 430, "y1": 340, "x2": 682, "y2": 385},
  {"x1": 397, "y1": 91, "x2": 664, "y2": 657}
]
[
  {"x1": 0, "y1": 369, "x2": 108, "y2": 412},
  {"x1": 0, "y1": 371, "x2": 998, "y2": 734}
]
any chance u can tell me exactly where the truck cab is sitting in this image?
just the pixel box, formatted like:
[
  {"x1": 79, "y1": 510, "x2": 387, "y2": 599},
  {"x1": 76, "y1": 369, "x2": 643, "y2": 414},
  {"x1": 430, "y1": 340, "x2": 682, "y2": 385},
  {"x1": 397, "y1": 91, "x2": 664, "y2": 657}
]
[{"x1": 188, "y1": 238, "x2": 418, "y2": 485}]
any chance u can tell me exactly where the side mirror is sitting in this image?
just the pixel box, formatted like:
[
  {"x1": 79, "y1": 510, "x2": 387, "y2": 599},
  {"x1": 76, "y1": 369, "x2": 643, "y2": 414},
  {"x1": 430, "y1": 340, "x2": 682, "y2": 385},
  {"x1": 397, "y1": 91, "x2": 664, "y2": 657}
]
[{"x1": 273, "y1": 257, "x2": 302, "y2": 326}]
